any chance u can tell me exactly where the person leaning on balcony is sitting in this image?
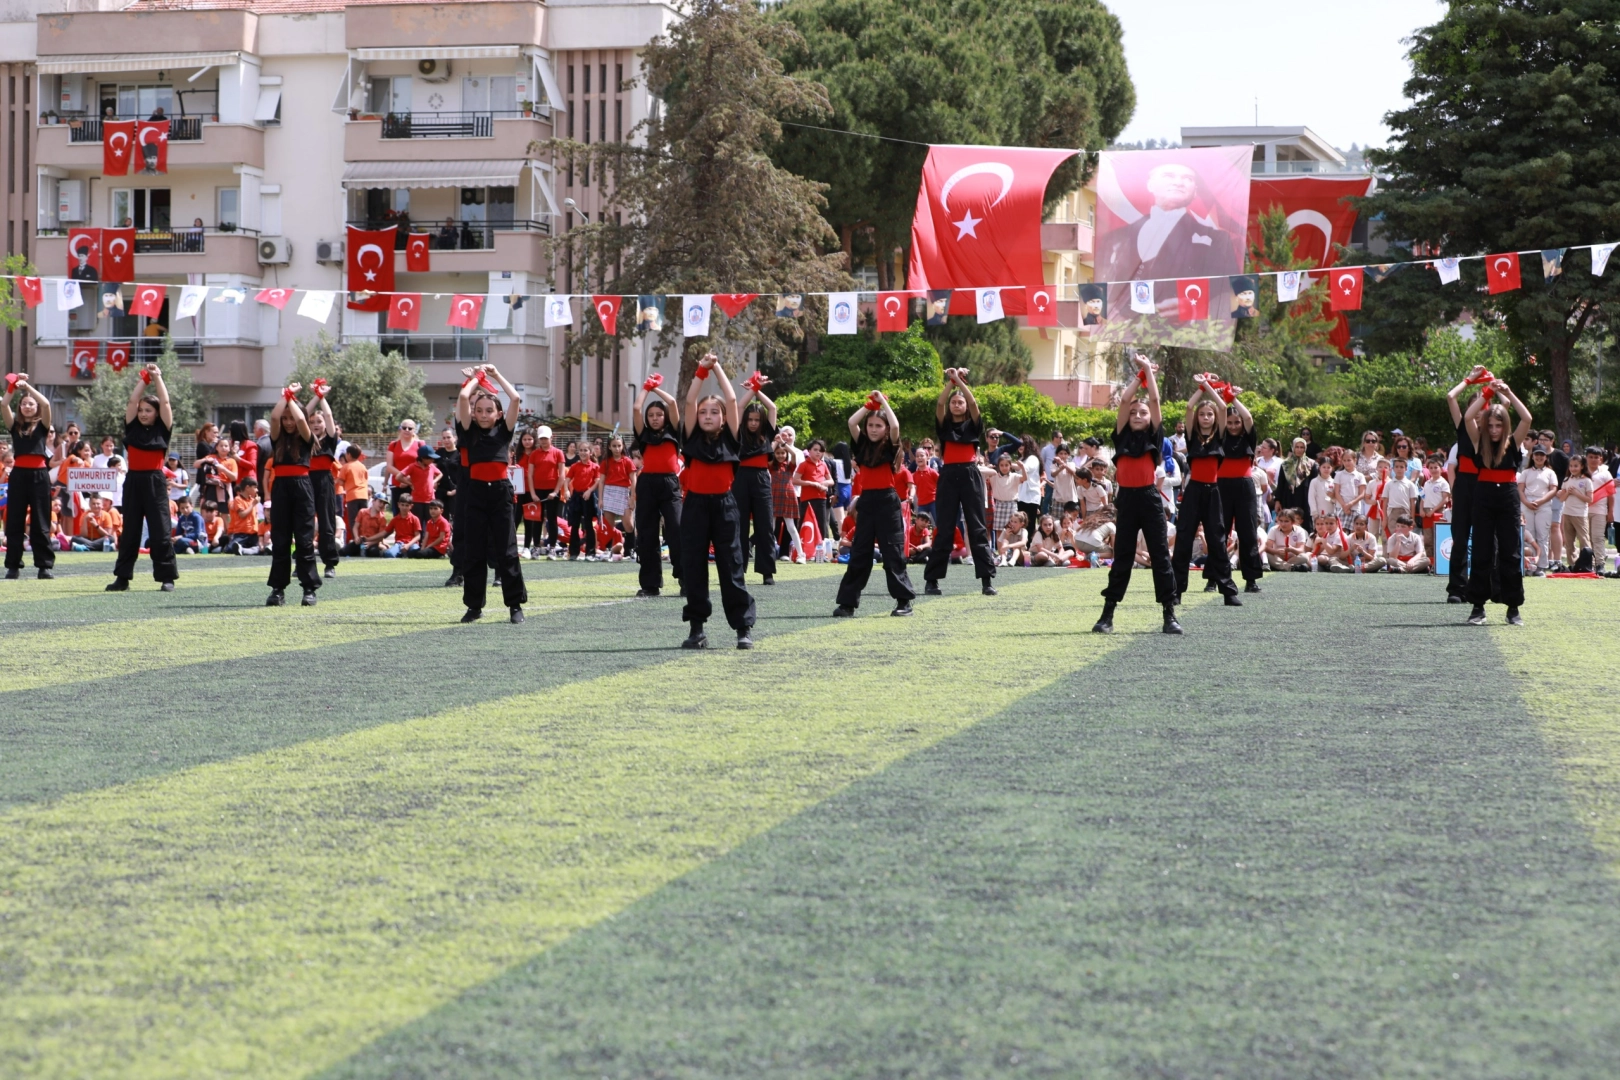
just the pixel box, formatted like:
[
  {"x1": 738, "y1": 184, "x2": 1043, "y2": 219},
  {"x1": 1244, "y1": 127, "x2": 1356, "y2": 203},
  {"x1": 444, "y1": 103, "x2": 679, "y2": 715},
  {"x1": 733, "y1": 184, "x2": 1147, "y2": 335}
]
[{"x1": 185, "y1": 218, "x2": 204, "y2": 253}]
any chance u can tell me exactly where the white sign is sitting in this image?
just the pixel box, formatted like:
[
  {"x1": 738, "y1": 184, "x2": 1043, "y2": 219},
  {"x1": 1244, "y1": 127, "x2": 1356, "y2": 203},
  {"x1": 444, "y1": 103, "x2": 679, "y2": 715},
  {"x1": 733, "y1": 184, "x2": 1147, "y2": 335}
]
[{"x1": 67, "y1": 467, "x2": 119, "y2": 493}]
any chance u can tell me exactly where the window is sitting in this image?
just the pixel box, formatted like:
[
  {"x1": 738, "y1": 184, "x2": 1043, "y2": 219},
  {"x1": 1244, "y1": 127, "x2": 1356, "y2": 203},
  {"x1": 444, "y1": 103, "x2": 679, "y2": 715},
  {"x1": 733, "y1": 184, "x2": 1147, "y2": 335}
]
[
  {"x1": 112, "y1": 187, "x2": 172, "y2": 230},
  {"x1": 491, "y1": 75, "x2": 516, "y2": 114},
  {"x1": 615, "y1": 63, "x2": 623, "y2": 92},
  {"x1": 615, "y1": 99, "x2": 622, "y2": 141},
  {"x1": 218, "y1": 187, "x2": 239, "y2": 228},
  {"x1": 600, "y1": 100, "x2": 606, "y2": 145},
  {"x1": 367, "y1": 76, "x2": 411, "y2": 115},
  {"x1": 113, "y1": 84, "x2": 174, "y2": 118},
  {"x1": 582, "y1": 104, "x2": 589, "y2": 144},
  {"x1": 600, "y1": 65, "x2": 607, "y2": 96},
  {"x1": 583, "y1": 64, "x2": 590, "y2": 95},
  {"x1": 567, "y1": 64, "x2": 575, "y2": 95}
]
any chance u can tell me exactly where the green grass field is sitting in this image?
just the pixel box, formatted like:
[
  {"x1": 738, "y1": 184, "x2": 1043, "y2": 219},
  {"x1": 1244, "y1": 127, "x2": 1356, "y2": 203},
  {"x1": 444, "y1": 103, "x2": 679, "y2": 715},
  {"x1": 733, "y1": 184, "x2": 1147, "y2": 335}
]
[{"x1": 2, "y1": 553, "x2": 1618, "y2": 1078}]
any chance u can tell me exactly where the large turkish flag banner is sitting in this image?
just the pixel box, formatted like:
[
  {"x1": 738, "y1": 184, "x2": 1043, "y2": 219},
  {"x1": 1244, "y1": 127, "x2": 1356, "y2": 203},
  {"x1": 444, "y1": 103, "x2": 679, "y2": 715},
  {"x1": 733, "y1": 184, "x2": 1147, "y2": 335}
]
[
  {"x1": 67, "y1": 228, "x2": 101, "y2": 278},
  {"x1": 103, "y1": 120, "x2": 136, "y2": 176},
  {"x1": 908, "y1": 144, "x2": 1077, "y2": 315},
  {"x1": 347, "y1": 225, "x2": 396, "y2": 311},
  {"x1": 1246, "y1": 176, "x2": 1373, "y2": 357},
  {"x1": 137, "y1": 119, "x2": 169, "y2": 173},
  {"x1": 101, "y1": 227, "x2": 136, "y2": 283}
]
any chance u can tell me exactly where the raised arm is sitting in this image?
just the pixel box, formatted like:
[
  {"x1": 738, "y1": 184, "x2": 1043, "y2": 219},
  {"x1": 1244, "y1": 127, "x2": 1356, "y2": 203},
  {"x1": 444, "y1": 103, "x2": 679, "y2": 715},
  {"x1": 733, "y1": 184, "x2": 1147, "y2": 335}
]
[
  {"x1": 124, "y1": 366, "x2": 150, "y2": 423},
  {"x1": 1446, "y1": 366, "x2": 1487, "y2": 425},
  {"x1": 312, "y1": 390, "x2": 336, "y2": 435},
  {"x1": 1114, "y1": 354, "x2": 1162, "y2": 431},
  {"x1": 939, "y1": 367, "x2": 981, "y2": 422},
  {"x1": 1226, "y1": 387, "x2": 1253, "y2": 430},
  {"x1": 1462, "y1": 389, "x2": 1488, "y2": 445},
  {"x1": 484, "y1": 365, "x2": 521, "y2": 430},
  {"x1": 271, "y1": 385, "x2": 312, "y2": 442},
  {"x1": 455, "y1": 367, "x2": 477, "y2": 428},
  {"x1": 1494, "y1": 381, "x2": 1533, "y2": 445},
  {"x1": 0, "y1": 381, "x2": 12, "y2": 428},
  {"x1": 708, "y1": 356, "x2": 740, "y2": 436},
  {"x1": 683, "y1": 358, "x2": 706, "y2": 436},
  {"x1": 745, "y1": 380, "x2": 779, "y2": 428}
]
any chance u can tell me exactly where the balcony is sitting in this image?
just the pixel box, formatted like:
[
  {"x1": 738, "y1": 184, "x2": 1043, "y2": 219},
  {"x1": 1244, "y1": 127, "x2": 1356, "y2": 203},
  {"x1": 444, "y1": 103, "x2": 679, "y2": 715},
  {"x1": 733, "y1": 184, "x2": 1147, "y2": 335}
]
[
  {"x1": 1041, "y1": 221, "x2": 1094, "y2": 255},
  {"x1": 345, "y1": 219, "x2": 551, "y2": 275},
  {"x1": 378, "y1": 334, "x2": 489, "y2": 363},
  {"x1": 344, "y1": 114, "x2": 550, "y2": 162},
  {"x1": 36, "y1": 122, "x2": 263, "y2": 170},
  {"x1": 36, "y1": 228, "x2": 264, "y2": 277},
  {"x1": 64, "y1": 116, "x2": 204, "y2": 143},
  {"x1": 381, "y1": 111, "x2": 518, "y2": 140}
]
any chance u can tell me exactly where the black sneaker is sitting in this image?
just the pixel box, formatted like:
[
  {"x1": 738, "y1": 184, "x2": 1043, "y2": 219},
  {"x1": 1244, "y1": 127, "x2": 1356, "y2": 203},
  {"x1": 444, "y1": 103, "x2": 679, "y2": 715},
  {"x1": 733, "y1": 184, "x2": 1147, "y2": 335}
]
[
  {"x1": 266, "y1": 590, "x2": 286, "y2": 607},
  {"x1": 1092, "y1": 617, "x2": 1114, "y2": 634},
  {"x1": 1224, "y1": 594, "x2": 1243, "y2": 607},
  {"x1": 460, "y1": 608, "x2": 482, "y2": 623},
  {"x1": 105, "y1": 578, "x2": 129, "y2": 592},
  {"x1": 301, "y1": 591, "x2": 318, "y2": 607},
  {"x1": 924, "y1": 581, "x2": 943, "y2": 596},
  {"x1": 37, "y1": 568, "x2": 55, "y2": 580},
  {"x1": 1506, "y1": 607, "x2": 1523, "y2": 626},
  {"x1": 736, "y1": 630, "x2": 754, "y2": 650},
  {"x1": 510, "y1": 607, "x2": 525, "y2": 624},
  {"x1": 1244, "y1": 581, "x2": 1262, "y2": 594},
  {"x1": 833, "y1": 605, "x2": 856, "y2": 617},
  {"x1": 3, "y1": 568, "x2": 18, "y2": 580},
  {"x1": 681, "y1": 629, "x2": 709, "y2": 649},
  {"x1": 762, "y1": 574, "x2": 775, "y2": 585},
  {"x1": 1446, "y1": 594, "x2": 1465, "y2": 604},
  {"x1": 891, "y1": 602, "x2": 914, "y2": 617},
  {"x1": 1163, "y1": 613, "x2": 1184, "y2": 635},
  {"x1": 1203, "y1": 581, "x2": 1218, "y2": 593},
  {"x1": 981, "y1": 583, "x2": 997, "y2": 596},
  {"x1": 324, "y1": 566, "x2": 337, "y2": 579},
  {"x1": 1466, "y1": 606, "x2": 1486, "y2": 626},
  {"x1": 635, "y1": 588, "x2": 660, "y2": 598},
  {"x1": 445, "y1": 574, "x2": 464, "y2": 588},
  {"x1": 159, "y1": 581, "x2": 175, "y2": 592}
]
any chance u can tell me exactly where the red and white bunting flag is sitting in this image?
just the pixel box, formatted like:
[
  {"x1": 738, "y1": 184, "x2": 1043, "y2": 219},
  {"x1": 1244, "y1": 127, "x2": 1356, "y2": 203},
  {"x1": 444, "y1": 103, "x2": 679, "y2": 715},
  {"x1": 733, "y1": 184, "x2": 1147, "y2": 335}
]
[
  {"x1": 136, "y1": 119, "x2": 169, "y2": 173},
  {"x1": 406, "y1": 233, "x2": 432, "y2": 272},
  {"x1": 102, "y1": 120, "x2": 137, "y2": 176},
  {"x1": 105, "y1": 341, "x2": 132, "y2": 371},
  {"x1": 712, "y1": 293, "x2": 758, "y2": 318},
  {"x1": 1486, "y1": 252, "x2": 1521, "y2": 293},
  {"x1": 256, "y1": 287, "x2": 294, "y2": 310},
  {"x1": 1329, "y1": 266, "x2": 1364, "y2": 311},
  {"x1": 1176, "y1": 278, "x2": 1210, "y2": 321},
  {"x1": 16, "y1": 277, "x2": 42, "y2": 308},
  {"x1": 875, "y1": 291, "x2": 910, "y2": 332},
  {"x1": 1024, "y1": 284, "x2": 1058, "y2": 327},
  {"x1": 129, "y1": 283, "x2": 166, "y2": 318},
  {"x1": 592, "y1": 294, "x2": 622, "y2": 335},
  {"x1": 447, "y1": 293, "x2": 485, "y2": 330},
  {"x1": 388, "y1": 292, "x2": 422, "y2": 331}
]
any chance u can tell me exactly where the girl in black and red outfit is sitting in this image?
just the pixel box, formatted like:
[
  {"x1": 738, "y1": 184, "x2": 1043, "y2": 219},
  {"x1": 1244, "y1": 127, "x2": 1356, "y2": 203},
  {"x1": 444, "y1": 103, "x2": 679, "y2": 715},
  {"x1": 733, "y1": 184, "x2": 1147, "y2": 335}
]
[
  {"x1": 306, "y1": 383, "x2": 342, "y2": 580},
  {"x1": 833, "y1": 390, "x2": 916, "y2": 617},
  {"x1": 1217, "y1": 389, "x2": 1264, "y2": 593},
  {"x1": 1462, "y1": 379, "x2": 1532, "y2": 625},
  {"x1": 107, "y1": 363, "x2": 179, "y2": 592},
  {"x1": 922, "y1": 367, "x2": 997, "y2": 596},
  {"x1": 1094, "y1": 355, "x2": 1181, "y2": 635},
  {"x1": 1173, "y1": 375, "x2": 1240, "y2": 606},
  {"x1": 2, "y1": 375, "x2": 55, "y2": 579},
  {"x1": 733, "y1": 375, "x2": 779, "y2": 585},
  {"x1": 264, "y1": 383, "x2": 322, "y2": 607},
  {"x1": 678, "y1": 354, "x2": 756, "y2": 650},
  {"x1": 632, "y1": 377, "x2": 682, "y2": 598},
  {"x1": 1444, "y1": 367, "x2": 1489, "y2": 603},
  {"x1": 454, "y1": 364, "x2": 528, "y2": 624}
]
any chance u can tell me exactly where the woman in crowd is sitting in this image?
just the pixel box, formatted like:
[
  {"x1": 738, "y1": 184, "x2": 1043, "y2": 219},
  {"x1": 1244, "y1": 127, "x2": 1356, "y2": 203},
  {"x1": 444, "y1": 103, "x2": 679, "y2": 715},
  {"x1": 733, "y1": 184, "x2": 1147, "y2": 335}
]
[
  {"x1": 385, "y1": 418, "x2": 423, "y2": 516},
  {"x1": 1462, "y1": 378, "x2": 1531, "y2": 625},
  {"x1": 828, "y1": 439, "x2": 853, "y2": 537},
  {"x1": 678, "y1": 354, "x2": 756, "y2": 649},
  {"x1": 923, "y1": 368, "x2": 997, "y2": 597},
  {"x1": 1094, "y1": 354, "x2": 1179, "y2": 635},
  {"x1": 454, "y1": 365, "x2": 527, "y2": 624},
  {"x1": 2, "y1": 375, "x2": 55, "y2": 579},
  {"x1": 306, "y1": 385, "x2": 342, "y2": 580},
  {"x1": 832, "y1": 391, "x2": 916, "y2": 617},
  {"x1": 107, "y1": 363, "x2": 179, "y2": 592},
  {"x1": 263, "y1": 382, "x2": 322, "y2": 607},
  {"x1": 631, "y1": 378, "x2": 682, "y2": 597},
  {"x1": 1173, "y1": 375, "x2": 1239, "y2": 606},
  {"x1": 1217, "y1": 390, "x2": 1264, "y2": 593},
  {"x1": 733, "y1": 376, "x2": 779, "y2": 585},
  {"x1": 194, "y1": 421, "x2": 219, "y2": 459}
]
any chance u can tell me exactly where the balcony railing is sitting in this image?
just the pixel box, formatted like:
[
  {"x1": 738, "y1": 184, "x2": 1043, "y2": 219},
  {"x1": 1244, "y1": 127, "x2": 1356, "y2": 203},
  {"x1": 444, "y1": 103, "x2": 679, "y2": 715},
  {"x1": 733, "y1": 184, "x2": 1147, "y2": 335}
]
[
  {"x1": 35, "y1": 226, "x2": 260, "y2": 251},
  {"x1": 345, "y1": 218, "x2": 552, "y2": 247},
  {"x1": 61, "y1": 116, "x2": 205, "y2": 143},
  {"x1": 68, "y1": 338, "x2": 204, "y2": 364},
  {"x1": 378, "y1": 334, "x2": 489, "y2": 363},
  {"x1": 1251, "y1": 159, "x2": 1372, "y2": 176},
  {"x1": 378, "y1": 110, "x2": 536, "y2": 139}
]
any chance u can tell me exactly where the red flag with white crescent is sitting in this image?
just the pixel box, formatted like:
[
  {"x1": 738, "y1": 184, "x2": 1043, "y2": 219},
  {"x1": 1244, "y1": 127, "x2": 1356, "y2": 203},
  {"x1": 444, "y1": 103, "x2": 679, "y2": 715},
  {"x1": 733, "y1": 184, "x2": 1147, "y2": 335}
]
[
  {"x1": 17, "y1": 277, "x2": 42, "y2": 308},
  {"x1": 256, "y1": 287, "x2": 294, "y2": 310},
  {"x1": 388, "y1": 293, "x2": 422, "y2": 331},
  {"x1": 1329, "y1": 266, "x2": 1364, "y2": 311},
  {"x1": 875, "y1": 291, "x2": 910, "y2": 332},
  {"x1": 406, "y1": 233, "x2": 432, "y2": 272},
  {"x1": 129, "y1": 283, "x2": 166, "y2": 319},
  {"x1": 1176, "y1": 279, "x2": 1210, "y2": 321},
  {"x1": 1487, "y1": 252, "x2": 1522, "y2": 294},
  {"x1": 101, "y1": 227, "x2": 136, "y2": 283},
  {"x1": 137, "y1": 119, "x2": 169, "y2": 173},
  {"x1": 447, "y1": 293, "x2": 485, "y2": 330},
  {"x1": 592, "y1": 294, "x2": 622, "y2": 335},
  {"x1": 907, "y1": 144, "x2": 1077, "y2": 315},
  {"x1": 105, "y1": 341, "x2": 132, "y2": 372},
  {"x1": 67, "y1": 228, "x2": 101, "y2": 278},
  {"x1": 71, "y1": 342, "x2": 99, "y2": 379},
  {"x1": 1246, "y1": 176, "x2": 1373, "y2": 359},
  {"x1": 1024, "y1": 285, "x2": 1058, "y2": 327},
  {"x1": 103, "y1": 120, "x2": 136, "y2": 176},
  {"x1": 712, "y1": 293, "x2": 758, "y2": 318},
  {"x1": 346, "y1": 225, "x2": 395, "y2": 311}
]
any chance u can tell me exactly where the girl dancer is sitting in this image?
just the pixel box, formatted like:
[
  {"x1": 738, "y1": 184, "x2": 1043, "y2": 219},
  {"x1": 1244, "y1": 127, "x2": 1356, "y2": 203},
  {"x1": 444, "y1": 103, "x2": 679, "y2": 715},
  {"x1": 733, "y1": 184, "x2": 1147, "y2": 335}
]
[
  {"x1": 1444, "y1": 368, "x2": 1488, "y2": 602},
  {"x1": 1173, "y1": 375, "x2": 1239, "y2": 606},
  {"x1": 733, "y1": 375, "x2": 779, "y2": 585},
  {"x1": 264, "y1": 383, "x2": 322, "y2": 607},
  {"x1": 631, "y1": 376, "x2": 682, "y2": 597},
  {"x1": 678, "y1": 354, "x2": 756, "y2": 649},
  {"x1": 454, "y1": 365, "x2": 528, "y2": 623},
  {"x1": 1, "y1": 375, "x2": 54, "y2": 579},
  {"x1": 922, "y1": 368, "x2": 997, "y2": 596},
  {"x1": 833, "y1": 391, "x2": 916, "y2": 617},
  {"x1": 107, "y1": 364, "x2": 178, "y2": 592},
  {"x1": 1217, "y1": 389, "x2": 1264, "y2": 593},
  {"x1": 1093, "y1": 355, "x2": 1180, "y2": 634},
  {"x1": 306, "y1": 383, "x2": 341, "y2": 579},
  {"x1": 1463, "y1": 379, "x2": 1531, "y2": 625}
]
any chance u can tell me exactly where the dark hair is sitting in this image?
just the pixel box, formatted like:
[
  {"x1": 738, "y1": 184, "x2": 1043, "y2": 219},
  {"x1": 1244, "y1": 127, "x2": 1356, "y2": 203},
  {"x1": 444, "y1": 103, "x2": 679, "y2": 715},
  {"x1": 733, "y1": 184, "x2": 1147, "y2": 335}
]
[
  {"x1": 239, "y1": 478, "x2": 258, "y2": 490},
  {"x1": 201, "y1": 499, "x2": 220, "y2": 511},
  {"x1": 1395, "y1": 513, "x2": 1414, "y2": 526},
  {"x1": 345, "y1": 446, "x2": 362, "y2": 459},
  {"x1": 398, "y1": 492, "x2": 414, "y2": 503},
  {"x1": 426, "y1": 500, "x2": 443, "y2": 511},
  {"x1": 176, "y1": 494, "x2": 191, "y2": 505},
  {"x1": 229, "y1": 420, "x2": 250, "y2": 442},
  {"x1": 914, "y1": 511, "x2": 933, "y2": 528},
  {"x1": 808, "y1": 438, "x2": 826, "y2": 452}
]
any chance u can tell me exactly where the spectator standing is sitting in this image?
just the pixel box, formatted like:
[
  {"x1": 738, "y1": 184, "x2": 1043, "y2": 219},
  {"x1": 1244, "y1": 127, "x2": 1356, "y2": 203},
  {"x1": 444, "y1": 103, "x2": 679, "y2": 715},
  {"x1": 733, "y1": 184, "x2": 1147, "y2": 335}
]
[{"x1": 1518, "y1": 446, "x2": 1558, "y2": 572}]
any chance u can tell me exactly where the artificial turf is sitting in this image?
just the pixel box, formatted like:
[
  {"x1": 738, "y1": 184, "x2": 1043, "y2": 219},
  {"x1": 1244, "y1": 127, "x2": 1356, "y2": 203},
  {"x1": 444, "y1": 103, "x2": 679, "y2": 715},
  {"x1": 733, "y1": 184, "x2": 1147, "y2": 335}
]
[{"x1": 1, "y1": 554, "x2": 1617, "y2": 1079}]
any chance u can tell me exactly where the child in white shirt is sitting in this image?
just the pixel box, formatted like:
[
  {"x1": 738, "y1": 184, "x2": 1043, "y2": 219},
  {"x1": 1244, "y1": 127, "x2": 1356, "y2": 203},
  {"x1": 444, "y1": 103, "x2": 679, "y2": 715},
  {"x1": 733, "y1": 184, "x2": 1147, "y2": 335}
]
[
  {"x1": 1265, "y1": 508, "x2": 1313, "y2": 571},
  {"x1": 1384, "y1": 514, "x2": 1431, "y2": 573},
  {"x1": 1420, "y1": 458, "x2": 1451, "y2": 564}
]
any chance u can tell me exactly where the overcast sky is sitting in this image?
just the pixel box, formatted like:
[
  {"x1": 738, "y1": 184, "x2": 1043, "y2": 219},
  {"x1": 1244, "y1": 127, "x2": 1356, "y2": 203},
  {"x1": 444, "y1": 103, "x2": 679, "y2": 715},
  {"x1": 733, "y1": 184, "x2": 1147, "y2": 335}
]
[{"x1": 1111, "y1": 0, "x2": 1447, "y2": 151}]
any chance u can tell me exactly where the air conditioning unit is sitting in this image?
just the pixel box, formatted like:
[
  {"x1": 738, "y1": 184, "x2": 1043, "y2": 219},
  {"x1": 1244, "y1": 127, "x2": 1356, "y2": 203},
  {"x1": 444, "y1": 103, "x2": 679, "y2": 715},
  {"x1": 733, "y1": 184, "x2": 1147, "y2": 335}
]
[
  {"x1": 417, "y1": 58, "x2": 451, "y2": 82},
  {"x1": 258, "y1": 236, "x2": 292, "y2": 265},
  {"x1": 315, "y1": 238, "x2": 345, "y2": 264}
]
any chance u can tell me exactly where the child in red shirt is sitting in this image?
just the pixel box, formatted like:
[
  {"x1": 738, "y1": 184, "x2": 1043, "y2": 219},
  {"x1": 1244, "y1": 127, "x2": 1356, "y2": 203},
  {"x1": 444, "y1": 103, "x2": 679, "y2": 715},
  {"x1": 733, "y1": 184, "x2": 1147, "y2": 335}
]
[
  {"x1": 409, "y1": 500, "x2": 452, "y2": 557},
  {"x1": 565, "y1": 448, "x2": 602, "y2": 559}
]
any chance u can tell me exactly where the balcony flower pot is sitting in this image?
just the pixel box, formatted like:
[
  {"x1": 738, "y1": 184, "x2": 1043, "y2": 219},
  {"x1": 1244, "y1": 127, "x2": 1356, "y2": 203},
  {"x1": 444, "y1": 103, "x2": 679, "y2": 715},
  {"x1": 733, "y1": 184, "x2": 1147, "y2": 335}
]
[{"x1": 520, "y1": 101, "x2": 535, "y2": 118}]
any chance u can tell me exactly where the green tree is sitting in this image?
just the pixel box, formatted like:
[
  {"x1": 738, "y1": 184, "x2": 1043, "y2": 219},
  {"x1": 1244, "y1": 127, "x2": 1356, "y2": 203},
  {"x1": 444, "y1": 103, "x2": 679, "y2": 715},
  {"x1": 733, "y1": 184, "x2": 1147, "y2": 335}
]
[
  {"x1": 1231, "y1": 206, "x2": 1341, "y2": 406},
  {"x1": 289, "y1": 333, "x2": 430, "y2": 434},
  {"x1": 794, "y1": 320, "x2": 942, "y2": 392},
  {"x1": 0, "y1": 253, "x2": 38, "y2": 338},
  {"x1": 926, "y1": 318, "x2": 1033, "y2": 386},
  {"x1": 1363, "y1": 1, "x2": 1620, "y2": 440},
  {"x1": 75, "y1": 340, "x2": 211, "y2": 438},
  {"x1": 1335, "y1": 325, "x2": 1517, "y2": 402},
  {"x1": 539, "y1": 0, "x2": 851, "y2": 396}
]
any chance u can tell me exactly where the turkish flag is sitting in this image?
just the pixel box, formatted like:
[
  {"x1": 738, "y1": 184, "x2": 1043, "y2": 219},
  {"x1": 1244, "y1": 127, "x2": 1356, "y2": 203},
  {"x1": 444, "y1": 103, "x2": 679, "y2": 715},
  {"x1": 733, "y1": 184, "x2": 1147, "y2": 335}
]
[
  {"x1": 1329, "y1": 266, "x2": 1364, "y2": 310},
  {"x1": 347, "y1": 225, "x2": 396, "y2": 311},
  {"x1": 1177, "y1": 279, "x2": 1210, "y2": 321},
  {"x1": 137, "y1": 119, "x2": 169, "y2": 173},
  {"x1": 908, "y1": 144, "x2": 1077, "y2": 315},
  {"x1": 1246, "y1": 176, "x2": 1374, "y2": 358},
  {"x1": 101, "y1": 227, "x2": 136, "y2": 283},
  {"x1": 1487, "y1": 252, "x2": 1522, "y2": 293},
  {"x1": 67, "y1": 228, "x2": 101, "y2": 277},
  {"x1": 71, "y1": 343, "x2": 98, "y2": 379},
  {"x1": 256, "y1": 287, "x2": 294, "y2": 310},
  {"x1": 1024, "y1": 285, "x2": 1058, "y2": 327},
  {"x1": 875, "y1": 291, "x2": 910, "y2": 332},
  {"x1": 17, "y1": 277, "x2": 42, "y2": 308},
  {"x1": 388, "y1": 293, "x2": 422, "y2": 331},
  {"x1": 447, "y1": 293, "x2": 484, "y2": 330},
  {"x1": 406, "y1": 233, "x2": 431, "y2": 272},
  {"x1": 712, "y1": 293, "x2": 758, "y2": 318},
  {"x1": 592, "y1": 294, "x2": 622, "y2": 335},
  {"x1": 105, "y1": 341, "x2": 132, "y2": 372},
  {"x1": 103, "y1": 120, "x2": 137, "y2": 176},
  {"x1": 129, "y1": 283, "x2": 166, "y2": 318}
]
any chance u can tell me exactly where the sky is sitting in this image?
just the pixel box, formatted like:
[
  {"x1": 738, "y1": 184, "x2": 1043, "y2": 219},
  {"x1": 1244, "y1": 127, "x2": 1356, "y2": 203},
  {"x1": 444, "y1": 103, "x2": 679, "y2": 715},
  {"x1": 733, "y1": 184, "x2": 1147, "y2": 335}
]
[{"x1": 1111, "y1": 0, "x2": 1447, "y2": 151}]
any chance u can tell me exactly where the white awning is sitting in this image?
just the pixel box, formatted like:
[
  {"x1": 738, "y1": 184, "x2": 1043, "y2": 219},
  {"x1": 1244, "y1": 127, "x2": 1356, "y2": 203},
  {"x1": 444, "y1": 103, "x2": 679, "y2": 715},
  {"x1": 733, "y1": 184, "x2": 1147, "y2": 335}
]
[
  {"x1": 354, "y1": 46, "x2": 521, "y2": 62},
  {"x1": 534, "y1": 54, "x2": 564, "y2": 113},
  {"x1": 39, "y1": 51, "x2": 242, "y2": 75},
  {"x1": 341, "y1": 159, "x2": 527, "y2": 190}
]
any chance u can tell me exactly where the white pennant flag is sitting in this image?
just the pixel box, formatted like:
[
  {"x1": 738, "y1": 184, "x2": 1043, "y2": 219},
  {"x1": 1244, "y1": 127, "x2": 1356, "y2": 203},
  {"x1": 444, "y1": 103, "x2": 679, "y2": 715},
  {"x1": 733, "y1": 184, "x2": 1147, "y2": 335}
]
[
  {"x1": 1436, "y1": 257, "x2": 1461, "y2": 285},
  {"x1": 975, "y1": 287, "x2": 1005, "y2": 324},
  {"x1": 57, "y1": 279, "x2": 83, "y2": 311},
  {"x1": 681, "y1": 294, "x2": 713, "y2": 337},
  {"x1": 298, "y1": 290, "x2": 336, "y2": 324},
  {"x1": 1129, "y1": 280, "x2": 1155, "y2": 314},
  {"x1": 826, "y1": 292, "x2": 858, "y2": 335},
  {"x1": 483, "y1": 289, "x2": 511, "y2": 331},
  {"x1": 1591, "y1": 243, "x2": 1616, "y2": 277},
  {"x1": 543, "y1": 294, "x2": 573, "y2": 329},
  {"x1": 176, "y1": 285, "x2": 209, "y2": 320},
  {"x1": 1276, "y1": 271, "x2": 1301, "y2": 302}
]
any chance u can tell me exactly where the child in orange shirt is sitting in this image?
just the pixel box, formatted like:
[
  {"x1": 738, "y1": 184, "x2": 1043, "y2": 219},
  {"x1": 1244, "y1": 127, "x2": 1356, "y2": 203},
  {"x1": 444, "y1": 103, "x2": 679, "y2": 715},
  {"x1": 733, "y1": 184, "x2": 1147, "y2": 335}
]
[
  {"x1": 339, "y1": 446, "x2": 370, "y2": 538},
  {"x1": 200, "y1": 500, "x2": 226, "y2": 551},
  {"x1": 74, "y1": 494, "x2": 121, "y2": 552},
  {"x1": 225, "y1": 479, "x2": 263, "y2": 555},
  {"x1": 348, "y1": 495, "x2": 388, "y2": 557}
]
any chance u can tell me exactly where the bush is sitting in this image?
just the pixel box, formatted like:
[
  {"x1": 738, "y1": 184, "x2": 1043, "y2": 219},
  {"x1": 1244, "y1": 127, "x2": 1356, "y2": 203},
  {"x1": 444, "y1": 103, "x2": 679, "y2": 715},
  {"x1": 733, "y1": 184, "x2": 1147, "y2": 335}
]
[{"x1": 794, "y1": 322, "x2": 943, "y2": 393}]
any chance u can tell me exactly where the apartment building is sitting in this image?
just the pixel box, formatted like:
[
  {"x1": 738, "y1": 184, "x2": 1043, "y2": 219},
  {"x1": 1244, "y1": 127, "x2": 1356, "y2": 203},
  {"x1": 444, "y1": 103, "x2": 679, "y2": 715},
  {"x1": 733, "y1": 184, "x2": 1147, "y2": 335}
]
[{"x1": 22, "y1": 0, "x2": 675, "y2": 431}]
